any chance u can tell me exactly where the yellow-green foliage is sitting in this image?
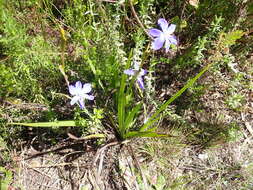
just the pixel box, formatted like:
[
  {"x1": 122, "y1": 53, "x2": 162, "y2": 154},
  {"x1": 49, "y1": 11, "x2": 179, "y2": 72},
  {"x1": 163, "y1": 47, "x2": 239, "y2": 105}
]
[{"x1": 220, "y1": 30, "x2": 244, "y2": 47}]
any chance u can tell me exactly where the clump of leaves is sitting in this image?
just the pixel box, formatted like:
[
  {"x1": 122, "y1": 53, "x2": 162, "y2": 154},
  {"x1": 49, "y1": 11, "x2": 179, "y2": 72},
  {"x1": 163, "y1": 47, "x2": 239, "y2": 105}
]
[{"x1": 0, "y1": 167, "x2": 12, "y2": 190}]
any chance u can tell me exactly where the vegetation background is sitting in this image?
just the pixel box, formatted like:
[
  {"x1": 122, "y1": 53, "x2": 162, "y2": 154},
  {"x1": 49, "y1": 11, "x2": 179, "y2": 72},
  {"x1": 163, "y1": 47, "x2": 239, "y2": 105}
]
[{"x1": 0, "y1": 0, "x2": 252, "y2": 189}]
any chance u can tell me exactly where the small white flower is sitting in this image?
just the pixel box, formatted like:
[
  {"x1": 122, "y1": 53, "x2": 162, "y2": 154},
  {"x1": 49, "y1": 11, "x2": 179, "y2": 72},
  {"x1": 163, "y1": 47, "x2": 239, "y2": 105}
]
[{"x1": 69, "y1": 81, "x2": 94, "y2": 109}]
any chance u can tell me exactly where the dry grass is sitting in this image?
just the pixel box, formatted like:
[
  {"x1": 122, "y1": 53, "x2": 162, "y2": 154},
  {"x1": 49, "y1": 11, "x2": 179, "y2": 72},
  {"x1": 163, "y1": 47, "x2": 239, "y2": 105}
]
[{"x1": 9, "y1": 140, "x2": 147, "y2": 190}]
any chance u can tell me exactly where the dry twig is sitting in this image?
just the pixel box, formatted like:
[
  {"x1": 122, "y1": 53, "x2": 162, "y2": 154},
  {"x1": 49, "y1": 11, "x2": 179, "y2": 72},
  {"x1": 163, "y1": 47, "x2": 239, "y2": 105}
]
[
  {"x1": 127, "y1": 145, "x2": 148, "y2": 190},
  {"x1": 129, "y1": 0, "x2": 153, "y2": 38}
]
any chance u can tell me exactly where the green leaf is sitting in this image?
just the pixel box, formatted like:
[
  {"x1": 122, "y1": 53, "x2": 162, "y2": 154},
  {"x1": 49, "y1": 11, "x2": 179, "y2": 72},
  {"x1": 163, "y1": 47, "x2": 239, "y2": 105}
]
[
  {"x1": 247, "y1": 2, "x2": 253, "y2": 14},
  {"x1": 125, "y1": 131, "x2": 169, "y2": 138},
  {"x1": 9, "y1": 120, "x2": 77, "y2": 127},
  {"x1": 0, "y1": 167, "x2": 12, "y2": 190},
  {"x1": 140, "y1": 63, "x2": 212, "y2": 131},
  {"x1": 87, "y1": 58, "x2": 97, "y2": 75},
  {"x1": 124, "y1": 103, "x2": 142, "y2": 132},
  {"x1": 117, "y1": 50, "x2": 133, "y2": 138},
  {"x1": 222, "y1": 30, "x2": 244, "y2": 46},
  {"x1": 180, "y1": 19, "x2": 188, "y2": 29},
  {"x1": 118, "y1": 74, "x2": 126, "y2": 133}
]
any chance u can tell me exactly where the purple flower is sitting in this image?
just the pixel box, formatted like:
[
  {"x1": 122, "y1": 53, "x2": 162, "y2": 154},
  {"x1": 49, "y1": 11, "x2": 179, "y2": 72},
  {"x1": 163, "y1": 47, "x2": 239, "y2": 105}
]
[
  {"x1": 149, "y1": 18, "x2": 178, "y2": 52},
  {"x1": 124, "y1": 63, "x2": 147, "y2": 90},
  {"x1": 69, "y1": 81, "x2": 94, "y2": 109}
]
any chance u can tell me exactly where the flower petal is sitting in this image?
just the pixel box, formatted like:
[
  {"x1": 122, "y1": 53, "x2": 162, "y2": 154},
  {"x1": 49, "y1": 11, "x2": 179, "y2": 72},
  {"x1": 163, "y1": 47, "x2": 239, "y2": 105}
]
[
  {"x1": 137, "y1": 77, "x2": 145, "y2": 90},
  {"x1": 75, "y1": 81, "x2": 82, "y2": 90},
  {"x1": 166, "y1": 24, "x2": 176, "y2": 35},
  {"x1": 165, "y1": 39, "x2": 171, "y2": 53},
  {"x1": 148, "y1": 29, "x2": 162, "y2": 37},
  {"x1": 84, "y1": 94, "x2": 94, "y2": 100},
  {"x1": 151, "y1": 36, "x2": 165, "y2": 50},
  {"x1": 83, "y1": 83, "x2": 92, "y2": 94},
  {"x1": 69, "y1": 85, "x2": 77, "y2": 95},
  {"x1": 133, "y1": 62, "x2": 140, "y2": 70},
  {"x1": 140, "y1": 69, "x2": 147, "y2": 76},
  {"x1": 124, "y1": 69, "x2": 135, "y2": 76},
  {"x1": 78, "y1": 98, "x2": 85, "y2": 109},
  {"x1": 158, "y1": 18, "x2": 168, "y2": 32},
  {"x1": 168, "y1": 35, "x2": 178, "y2": 45},
  {"x1": 70, "y1": 96, "x2": 79, "y2": 105}
]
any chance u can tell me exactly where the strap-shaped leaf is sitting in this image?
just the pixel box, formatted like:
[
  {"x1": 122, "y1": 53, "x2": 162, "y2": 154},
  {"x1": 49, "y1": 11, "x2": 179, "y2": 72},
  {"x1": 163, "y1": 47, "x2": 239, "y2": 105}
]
[
  {"x1": 125, "y1": 131, "x2": 169, "y2": 138},
  {"x1": 124, "y1": 103, "x2": 142, "y2": 132},
  {"x1": 118, "y1": 50, "x2": 133, "y2": 137},
  {"x1": 9, "y1": 120, "x2": 77, "y2": 127}
]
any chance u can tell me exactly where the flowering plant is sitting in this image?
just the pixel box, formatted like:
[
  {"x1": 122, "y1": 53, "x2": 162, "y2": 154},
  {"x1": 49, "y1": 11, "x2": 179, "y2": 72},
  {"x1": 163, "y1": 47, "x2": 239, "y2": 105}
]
[
  {"x1": 124, "y1": 63, "x2": 147, "y2": 90},
  {"x1": 10, "y1": 18, "x2": 212, "y2": 142},
  {"x1": 69, "y1": 81, "x2": 94, "y2": 109},
  {"x1": 149, "y1": 18, "x2": 178, "y2": 52}
]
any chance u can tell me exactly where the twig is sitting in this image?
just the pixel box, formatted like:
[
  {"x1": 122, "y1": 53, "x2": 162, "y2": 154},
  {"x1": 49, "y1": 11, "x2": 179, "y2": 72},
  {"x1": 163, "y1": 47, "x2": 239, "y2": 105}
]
[
  {"x1": 129, "y1": 0, "x2": 153, "y2": 38},
  {"x1": 91, "y1": 140, "x2": 125, "y2": 189},
  {"x1": 92, "y1": 141, "x2": 120, "y2": 166},
  {"x1": 27, "y1": 162, "x2": 76, "y2": 168},
  {"x1": 0, "y1": 56, "x2": 9, "y2": 62},
  {"x1": 22, "y1": 142, "x2": 91, "y2": 161},
  {"x1": 180, "y1": 0, "x2": 187, "y2": 21},
  {"x1": 127, "y1": 145, "x2": 148, "y2": 189},
  {"x1": 26, "y1": 164, "x2": 52, "y2": 179},
  {"x1": 88, "y1": 170, "x2": 101, "y2": 190},
  {"x1": 91, "y1": 140, "x2": 130, "y2": 182},
  {"x1": 27, "y1": 161, "x2": 91, "y2": 169},
  {"x1": 98, "y1": 150, "x2": 106, "y2": 176},
  {"x1": 67, "y1": 132, "x2": 105, "y2": 141}
]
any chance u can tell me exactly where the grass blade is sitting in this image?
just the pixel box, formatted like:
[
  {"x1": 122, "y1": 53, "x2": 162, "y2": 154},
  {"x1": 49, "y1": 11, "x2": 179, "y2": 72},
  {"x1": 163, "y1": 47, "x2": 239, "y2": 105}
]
[
  {"x1": 125, "y1": 131, "x2": 172, "y2": 138},
  {"x1": 9, "y1": 120, "x2": 77, "y2": 127},
  {"x1": 124, "y1": 103, "x2": 142, "y2": 133},
  {"x1": 117, "y1": 50, "x2": 133, "y2": 138}
]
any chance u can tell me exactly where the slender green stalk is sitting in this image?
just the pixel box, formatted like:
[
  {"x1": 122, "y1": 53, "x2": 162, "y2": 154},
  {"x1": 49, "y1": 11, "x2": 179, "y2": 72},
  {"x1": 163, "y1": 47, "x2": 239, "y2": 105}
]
[{"x1": 117, "y1": 50, "x2": 135, "y2": 138}]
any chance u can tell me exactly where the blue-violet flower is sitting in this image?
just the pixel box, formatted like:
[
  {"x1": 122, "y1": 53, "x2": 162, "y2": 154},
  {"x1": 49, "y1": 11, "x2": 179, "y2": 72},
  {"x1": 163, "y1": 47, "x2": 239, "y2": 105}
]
[
  {"x1": 69, "y1": 81, "x2": 94, "y2": 109},
  {"x1": 124, "y1": 63, "x2": 147, "y2": 90},
  {"x1": 149, "y1": 18, "x2": 177, "y2": 52}
]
